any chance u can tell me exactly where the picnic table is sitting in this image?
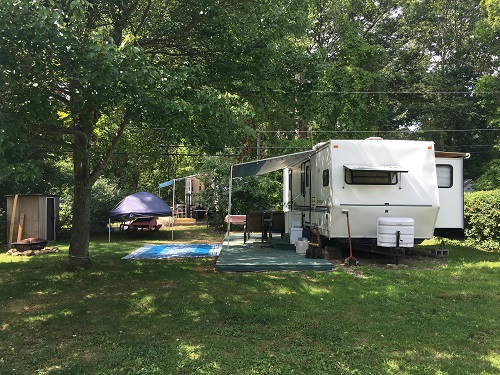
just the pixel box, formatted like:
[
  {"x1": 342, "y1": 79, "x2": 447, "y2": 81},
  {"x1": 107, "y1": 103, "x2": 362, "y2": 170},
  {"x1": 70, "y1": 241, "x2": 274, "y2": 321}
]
[
  {"x1": 224, "y1": 215, "x2": 246, "y2": 225},
  {"x1": 125, "y1": 217, "x2": 162, "y2": 232}
]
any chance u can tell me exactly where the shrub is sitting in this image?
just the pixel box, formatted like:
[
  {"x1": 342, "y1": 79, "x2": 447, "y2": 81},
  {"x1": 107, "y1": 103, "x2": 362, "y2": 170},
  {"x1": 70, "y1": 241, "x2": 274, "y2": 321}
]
[
  {"x1": 464, "y1": 190, "x2": 500, "y2": 251},
  {"x1": 90, "y1": 177, "x2": 130, "y2": 231},
  {"x1": 0, "y1": 207, "x2": 5, "y2": 245}
]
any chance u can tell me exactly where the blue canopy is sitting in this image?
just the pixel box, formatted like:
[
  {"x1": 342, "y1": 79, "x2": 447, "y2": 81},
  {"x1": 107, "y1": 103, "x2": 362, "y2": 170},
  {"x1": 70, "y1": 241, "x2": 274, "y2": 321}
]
[
  {"x1": 158, "y1": 180, "x2": 174, "y2": 188},
  {"x1": 109, "y1": 192, "x2": 172, "y2": 219}
]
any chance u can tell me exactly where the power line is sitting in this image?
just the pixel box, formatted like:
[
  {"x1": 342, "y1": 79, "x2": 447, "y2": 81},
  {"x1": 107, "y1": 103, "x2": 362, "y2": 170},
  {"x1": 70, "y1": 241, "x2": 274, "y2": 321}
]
[
  {"x1": 257, "y1": 128, "x2": 500, "y2": 133},
  {"x1": 311, "y1": 91, "x2": 500, "y2": 95},
  {"x1": 141, "y1": 127, "x2": 500, "y2": 133}
]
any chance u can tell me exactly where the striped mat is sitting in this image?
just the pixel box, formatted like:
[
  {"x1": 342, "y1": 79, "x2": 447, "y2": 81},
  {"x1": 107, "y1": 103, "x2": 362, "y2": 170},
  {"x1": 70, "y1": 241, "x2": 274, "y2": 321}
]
[{"x1": 123, "y1": 243, "x2": 222, "y2": 260}]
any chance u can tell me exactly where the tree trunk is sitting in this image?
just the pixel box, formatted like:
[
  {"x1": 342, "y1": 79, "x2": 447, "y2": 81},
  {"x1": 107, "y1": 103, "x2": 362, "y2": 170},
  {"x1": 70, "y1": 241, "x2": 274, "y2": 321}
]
[
  {"x1": 68, "y1": 131, "x2": 93, "y2": 268},
  {"x1": 66, "y1": 106, "x2": 129, "y2": 268}
]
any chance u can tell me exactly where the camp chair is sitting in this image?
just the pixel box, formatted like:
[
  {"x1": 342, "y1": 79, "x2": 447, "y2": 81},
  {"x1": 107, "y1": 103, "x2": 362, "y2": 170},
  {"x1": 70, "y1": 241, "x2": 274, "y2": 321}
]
[
  {"x1": 244, "y1": 211, "x2": 262, "y2": 243},
  {"x1": 261, "y1": 211, "x2": 273, "y2": 242},
  {"x1": 271, "y1": 211, "x2": 285, "y2": 239}
]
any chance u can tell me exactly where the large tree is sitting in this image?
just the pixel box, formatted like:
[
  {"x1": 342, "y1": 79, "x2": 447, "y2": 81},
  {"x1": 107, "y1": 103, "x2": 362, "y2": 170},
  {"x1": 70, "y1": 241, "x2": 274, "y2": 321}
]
[{"x1": 2, "y1": 0, "x2": 306, "y2": 266}]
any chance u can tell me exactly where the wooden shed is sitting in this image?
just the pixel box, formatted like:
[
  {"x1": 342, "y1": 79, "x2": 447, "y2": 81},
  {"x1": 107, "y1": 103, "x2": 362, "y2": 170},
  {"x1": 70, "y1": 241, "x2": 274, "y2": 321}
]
[{"x1": 6, "y1": 195, "x2": 59, "y2": 246}]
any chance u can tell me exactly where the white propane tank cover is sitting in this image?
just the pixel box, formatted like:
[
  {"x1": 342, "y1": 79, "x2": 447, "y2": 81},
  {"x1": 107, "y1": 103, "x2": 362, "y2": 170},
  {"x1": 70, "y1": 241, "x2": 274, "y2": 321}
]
[
  {"x1": 289, "y1": 227, "x2": 303, "y2": 244},
  {"x1": 377, "y1": 217, "x2": 415, "y2": 248}
]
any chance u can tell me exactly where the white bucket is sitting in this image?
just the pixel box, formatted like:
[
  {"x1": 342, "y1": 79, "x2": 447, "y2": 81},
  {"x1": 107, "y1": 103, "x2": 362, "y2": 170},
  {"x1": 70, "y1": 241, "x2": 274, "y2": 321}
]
[{"x1": 295, "y1": 239, "x2": 308, "y2": 254}]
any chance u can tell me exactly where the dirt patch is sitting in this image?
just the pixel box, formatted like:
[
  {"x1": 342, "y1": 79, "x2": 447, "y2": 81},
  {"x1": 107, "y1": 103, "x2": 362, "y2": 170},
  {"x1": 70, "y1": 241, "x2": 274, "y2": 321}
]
[{"x1": 327, "y1": 248, "x2": 447, "y2": 271}]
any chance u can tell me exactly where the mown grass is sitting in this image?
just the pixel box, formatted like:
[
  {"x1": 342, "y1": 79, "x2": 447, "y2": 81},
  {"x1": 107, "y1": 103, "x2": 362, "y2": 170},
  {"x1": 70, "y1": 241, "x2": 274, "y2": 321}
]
[{"x1": 0, "y1": 226, "x2": 499, "y2": 374}]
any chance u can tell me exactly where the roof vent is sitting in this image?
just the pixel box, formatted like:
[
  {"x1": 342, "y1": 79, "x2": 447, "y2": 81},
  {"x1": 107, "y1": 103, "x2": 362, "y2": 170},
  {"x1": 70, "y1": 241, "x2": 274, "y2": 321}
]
[{"x1": 365, "y1": 137, "x2": 384, "y2": 140}]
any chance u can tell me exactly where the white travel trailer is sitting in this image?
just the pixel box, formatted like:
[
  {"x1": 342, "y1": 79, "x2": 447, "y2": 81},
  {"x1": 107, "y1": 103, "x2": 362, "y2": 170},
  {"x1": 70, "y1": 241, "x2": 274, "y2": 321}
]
[{"x1": 229, "y1": 138, "x2": 468, "y2": 258}]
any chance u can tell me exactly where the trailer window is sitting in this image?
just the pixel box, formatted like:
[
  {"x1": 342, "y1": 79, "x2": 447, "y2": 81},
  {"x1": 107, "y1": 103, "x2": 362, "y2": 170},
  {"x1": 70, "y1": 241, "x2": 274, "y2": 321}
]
[
  {"x1": 323, "y1": 169, "x2": 329, "y2": 187},
  {"x1": 345, "y1": 169, "x2": 398, "y2": 185},
  {"x1": 436, "y1": 164, "x2": 453, "y2": 188}
]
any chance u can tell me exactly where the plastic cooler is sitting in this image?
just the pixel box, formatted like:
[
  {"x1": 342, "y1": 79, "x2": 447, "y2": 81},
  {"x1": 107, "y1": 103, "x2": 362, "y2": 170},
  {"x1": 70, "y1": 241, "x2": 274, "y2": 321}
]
[{"x1": 289, "y1": 227, "x2": 303, "y2": 244}]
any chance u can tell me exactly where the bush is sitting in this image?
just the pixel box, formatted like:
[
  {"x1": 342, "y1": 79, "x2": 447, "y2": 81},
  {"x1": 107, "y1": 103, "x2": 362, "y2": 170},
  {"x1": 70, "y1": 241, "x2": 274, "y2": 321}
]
[
  {"x1": 0, "y1": 207, "x2": 5, "y2": 245},
  {"x1": 55, "y1": 177, "x2": 130, "y2": 234},
  {"x1": 90, "y1": 177, "x2": 130, "y2": 231},
  {"x1": 464, "y1": 190, "x2": 500, "y2": 250}
]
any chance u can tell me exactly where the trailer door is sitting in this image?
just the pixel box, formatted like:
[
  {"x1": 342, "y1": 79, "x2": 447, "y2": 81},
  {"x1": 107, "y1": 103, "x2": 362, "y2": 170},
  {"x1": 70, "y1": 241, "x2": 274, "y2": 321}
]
[
  {"x1": 434, "y1": 158, "x2": 465, "y2": 239},
  {"x1": 302, "y1": 161, "x2": 312, "y2": 226}
]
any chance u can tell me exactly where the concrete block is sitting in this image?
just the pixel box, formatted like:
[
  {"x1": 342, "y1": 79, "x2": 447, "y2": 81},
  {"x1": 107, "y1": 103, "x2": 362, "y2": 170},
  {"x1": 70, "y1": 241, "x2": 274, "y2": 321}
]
[{"x1": 431, "y1": 249, "x2": 449, "y2": 256}]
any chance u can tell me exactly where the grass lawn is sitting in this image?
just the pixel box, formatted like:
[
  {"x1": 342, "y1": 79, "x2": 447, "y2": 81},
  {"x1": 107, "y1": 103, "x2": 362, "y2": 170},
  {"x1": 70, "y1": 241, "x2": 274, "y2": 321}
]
[{"x1": 0, "y1": 225, "x2": 499, "y2": 374}]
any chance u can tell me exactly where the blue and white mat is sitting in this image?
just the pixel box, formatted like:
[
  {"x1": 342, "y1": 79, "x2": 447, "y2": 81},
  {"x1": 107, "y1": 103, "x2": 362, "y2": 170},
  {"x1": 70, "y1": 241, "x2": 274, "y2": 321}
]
[{"x1": 123, "y1": 243, "x2": 222, "y2": 260}]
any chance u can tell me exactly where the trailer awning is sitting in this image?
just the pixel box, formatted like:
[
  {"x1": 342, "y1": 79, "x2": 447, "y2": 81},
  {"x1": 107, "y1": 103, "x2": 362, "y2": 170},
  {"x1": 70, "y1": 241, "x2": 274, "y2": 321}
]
[
  {"x1": 344, "y1": 165, "x2": 409, "y2": 173},
  {"x1": 232, "y1": 150, "x2": 314, "y2": 177},
  {"x1": 435, "y1": 151, "x2": 470, "y2": 159}
]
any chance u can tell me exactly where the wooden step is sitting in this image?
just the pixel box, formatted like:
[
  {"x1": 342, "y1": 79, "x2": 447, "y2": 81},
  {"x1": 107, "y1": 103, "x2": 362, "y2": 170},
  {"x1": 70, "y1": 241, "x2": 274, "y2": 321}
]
[{"x1": 174, "y1": 218, "x2": 202, "y2": 226}]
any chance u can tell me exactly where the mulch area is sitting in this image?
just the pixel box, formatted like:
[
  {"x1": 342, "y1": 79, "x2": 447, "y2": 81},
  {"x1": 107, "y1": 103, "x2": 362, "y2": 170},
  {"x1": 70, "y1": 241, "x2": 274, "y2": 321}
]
[{"x1": 6, "y1": 247, "x2": 59, "y2": 256}]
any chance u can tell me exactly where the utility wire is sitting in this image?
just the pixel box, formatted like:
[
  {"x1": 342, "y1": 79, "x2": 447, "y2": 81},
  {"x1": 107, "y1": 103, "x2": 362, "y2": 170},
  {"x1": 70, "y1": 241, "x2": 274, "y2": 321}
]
[
  {"x1": 256, "y1": 128, "x2": 500, "y2": 133},
  {"x1": 144, "y1": 127, "x2": 500, "y2": 133},
  {"x1": 311, "y1": 91, "x2": 500, "y2": 94}
]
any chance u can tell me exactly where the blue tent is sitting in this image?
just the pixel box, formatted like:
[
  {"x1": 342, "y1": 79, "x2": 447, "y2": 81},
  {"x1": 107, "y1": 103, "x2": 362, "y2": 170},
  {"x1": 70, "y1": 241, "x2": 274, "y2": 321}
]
[{"x1": 109, "y1": 192, "x2": 172, "y2": 219}]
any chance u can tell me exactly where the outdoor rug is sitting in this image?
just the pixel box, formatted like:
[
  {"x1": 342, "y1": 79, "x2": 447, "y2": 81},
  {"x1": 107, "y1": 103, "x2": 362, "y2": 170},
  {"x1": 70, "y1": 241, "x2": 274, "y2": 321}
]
[{"x1": 123, "y1": 243, "x2": 222, "y2": 260}]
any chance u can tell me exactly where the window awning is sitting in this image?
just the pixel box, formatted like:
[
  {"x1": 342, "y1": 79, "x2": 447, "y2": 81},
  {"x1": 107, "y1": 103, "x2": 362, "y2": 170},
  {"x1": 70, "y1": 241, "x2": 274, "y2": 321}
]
[
  {"x1": 232, "y1": 150, "x2": 314, "y2": 178},
  {"x1": 344, "y1": 164, "x2": 409, "y2": 173},
  {"x1": 435, "y1": 151, "x2": 470, "y2": 159}
]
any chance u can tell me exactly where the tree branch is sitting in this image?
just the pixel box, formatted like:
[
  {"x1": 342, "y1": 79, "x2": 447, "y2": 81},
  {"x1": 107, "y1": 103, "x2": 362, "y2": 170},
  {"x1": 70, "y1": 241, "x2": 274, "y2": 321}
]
[
  {"x1": 89, "y1": 107, "x2": 132, "y2": 185},
  {"x1": 133, "y1": 0, "x2": 152, "y2": 36}
]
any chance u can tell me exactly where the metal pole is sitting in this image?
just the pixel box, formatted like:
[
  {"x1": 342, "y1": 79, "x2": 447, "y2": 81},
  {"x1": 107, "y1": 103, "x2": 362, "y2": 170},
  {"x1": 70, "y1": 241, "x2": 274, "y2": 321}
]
[
  {"x1": 226, "y1": 165, "x2": 234, "y2": 249},
  {"x1": 283, "y1": 168, "x2": 289, "y2": 212},
  {"x1": 172, "y1": 180, "x2": 175, "y2": 240}
]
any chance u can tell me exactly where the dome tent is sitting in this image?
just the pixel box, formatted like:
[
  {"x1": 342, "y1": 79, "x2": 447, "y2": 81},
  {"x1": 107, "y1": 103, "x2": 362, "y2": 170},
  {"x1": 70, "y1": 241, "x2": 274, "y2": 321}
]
[
  {"x1": 108, "y1": 192, "x2": 172, "y2": 241},
  {"x1": 109, "y1": 192, "x2": 172, "y2": 219}
]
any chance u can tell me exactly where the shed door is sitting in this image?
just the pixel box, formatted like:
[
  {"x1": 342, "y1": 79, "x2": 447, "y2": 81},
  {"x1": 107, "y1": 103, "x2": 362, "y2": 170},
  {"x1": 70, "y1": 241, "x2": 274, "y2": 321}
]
[{"x1": 46, "y1": 197, "x2": 55, "y2": 241}]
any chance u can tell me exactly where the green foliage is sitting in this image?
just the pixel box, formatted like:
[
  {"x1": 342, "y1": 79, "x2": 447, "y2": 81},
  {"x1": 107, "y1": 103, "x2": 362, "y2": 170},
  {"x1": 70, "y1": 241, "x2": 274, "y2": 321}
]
[
  {"x1": 195, "y1": 156, "x2": 282, "y2": 229},
  {"x1": 90, "y1": 177, "x2": 130, "y2": 230},
  {"x1": 231, "y1": 174, "x2": 283, "y2": 214},
  {"x1": 192, "y1": 156, "x2": 231, "y2": 229},
  {"x1": 0, "y1": 207, "x2": 5, "y2": 245},
  {"x1": 464, "y1": 190, "x2": 500, "y2": 250},
  {"x1": 475, "y1": 158, "x2": 500, "y2": 191}
]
